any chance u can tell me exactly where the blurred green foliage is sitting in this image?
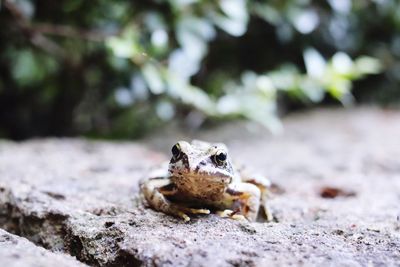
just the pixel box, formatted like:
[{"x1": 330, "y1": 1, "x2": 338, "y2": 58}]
[{"x1": 0, "y1": 0, "x2": 397, "y2": 139}]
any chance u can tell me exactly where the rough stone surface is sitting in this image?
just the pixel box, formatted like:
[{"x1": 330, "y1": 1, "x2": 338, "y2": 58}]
[
  {"x1": 0, "y1": 228, "x2": 87, "y2": 267},
  {"x1": 0, "y1": 108, "x2": 400, "y2": 266}
]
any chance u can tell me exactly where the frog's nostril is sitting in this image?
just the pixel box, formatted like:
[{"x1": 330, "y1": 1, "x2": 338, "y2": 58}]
[{"x1": 199, "y1": 161, "x2": 206, "y2": 166}]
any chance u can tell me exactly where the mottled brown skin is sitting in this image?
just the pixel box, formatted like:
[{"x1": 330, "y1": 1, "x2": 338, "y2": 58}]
[{"x1": 140, "y1": 140, "x2": 272, "y2": 222}]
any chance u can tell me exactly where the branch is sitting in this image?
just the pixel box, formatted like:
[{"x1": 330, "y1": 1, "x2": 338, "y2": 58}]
[
  {"x1": 4, "y1": 0, "x2": 65, "y2": 57},
  {"x1": 33, "y1": 23, "x2": 118, "y2": 42},
  {"x1": 3, "y1": 0, "x2": 119, "y2": 57}
]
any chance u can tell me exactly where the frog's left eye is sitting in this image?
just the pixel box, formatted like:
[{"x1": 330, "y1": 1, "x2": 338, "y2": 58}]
[
  {"x1": 213, "y1": 151, "x2": 227, "y2": 166},
  {"x1": 171, "y1": 143, "x2": 182, "y2": 159}
]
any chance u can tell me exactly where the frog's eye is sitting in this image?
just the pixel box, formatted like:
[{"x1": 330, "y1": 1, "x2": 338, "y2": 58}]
[
  {"x1": 213, "y1": 151, "x2": 227, "y2": 166},
  {"x1": 171, "y1": 143, "x2": 182, "y2": 159}
]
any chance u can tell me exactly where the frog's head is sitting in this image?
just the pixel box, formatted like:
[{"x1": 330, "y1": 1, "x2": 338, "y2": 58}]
[{"x1": 168, "y1": 140, "x2": 234, "y2": 187}]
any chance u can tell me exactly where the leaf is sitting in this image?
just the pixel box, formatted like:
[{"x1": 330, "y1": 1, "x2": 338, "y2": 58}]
[
  {"x1": 291, "y1": 9, "x2": 319, "y2": 34},
  {"x1": 303, "y1": 48, "x2": 327, "y2": 79},
  {"x1": 142, "y1": 63, "x2": 165, "y2": 94},
  {"x1": 253, "y1": 3, "x2": 282, "y2": 25},
  {"x1": 176, "y1": 20, "x2": 207, "y2": 61},
  {"x1": 177, "y1": 17, "x2": 216, "y2": 42},
  {"x1": 106, "y1": 27, "x2": 140, "y2": 59},
  {"x1": 212, "y1": 0, "x2": 249, "y2": 36},
  {"x1": 165, "y1": 74, "x2": 216, "y2": 114},
  {"x1": 332, "y1": 52, "x2": 354, "y2": 76},
  {"x1": 11, "y1": 49, "x2": 58, "y2": 87},
  {"x1": 168, "y1": 49, "x2": 201, "y2": 80},
  {"x1": 354, "y1": 56, "x2": 382, "y2": 75},
  {"x1": 220, "y1": 0, "x2": 248, "y2": 22}
]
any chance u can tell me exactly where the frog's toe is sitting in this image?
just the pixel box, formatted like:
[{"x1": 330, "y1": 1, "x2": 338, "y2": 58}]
[
  {"x1": 188, "y1": 208, "x2": 210, "y2": 214},
  {"x1": 218, "y1": 209, "x2": 236, "y2": 218},
  {"x1": 218, "y1": 209, "x2": 247, "y2": 221},
  {"x1": 177, "y1": 211, "x2": 191, "y2": 222}
]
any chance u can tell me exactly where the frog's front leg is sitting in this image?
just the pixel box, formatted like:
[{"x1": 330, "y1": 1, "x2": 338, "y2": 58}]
[
  {"x1": 239, "y1": 173, "x2": 273, "y2": 222},
  {"x1": 140, "y1": 177, "x2": 210, "y2": 222},
  {"x1": 221, "y1": 182, "x2": 261, "y2": 221}
]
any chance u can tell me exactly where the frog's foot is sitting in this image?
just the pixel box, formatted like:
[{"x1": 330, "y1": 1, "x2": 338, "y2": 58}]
[
  {"x1": 141, "y1": 178, "x2": 210, "y2": 222},
  {"x1": 241, "y1": 175, "x2": 273, "y2": 222},
  {"x1": 177, "y1": 207, "x2": 210, "y2": 222},
  {"x1": 152, "y1": 205, "x2": 210, "y2": 222},
  {"x1": 224, "y1": 183, "x2": 261, "y2": 221},
  {"x1": 217, "y1": 209, "x2": 247, "y2": 221}
]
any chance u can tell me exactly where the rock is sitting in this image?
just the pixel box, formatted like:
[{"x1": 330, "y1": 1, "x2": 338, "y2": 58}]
[
  {"x1": 0, "y1": 108, "x2": 400, "y2": 266},
  {"x1": 0, "y1": 228, "x2": 86, "y2": 267}
]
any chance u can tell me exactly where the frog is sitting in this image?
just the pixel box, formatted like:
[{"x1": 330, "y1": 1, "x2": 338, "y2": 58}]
[{"x1": 140, "y1": 140, "x2": 273, "y2": 222}]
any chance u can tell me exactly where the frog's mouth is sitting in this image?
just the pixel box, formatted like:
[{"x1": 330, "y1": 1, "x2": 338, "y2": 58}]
[{"x1": 169, "y1": 169, "x2": 233, "y2": 184}]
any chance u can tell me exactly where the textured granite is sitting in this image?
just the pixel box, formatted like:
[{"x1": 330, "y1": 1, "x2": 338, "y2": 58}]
[{"x1": 0, "y1": 108, "x2": 399, "y2": 266}]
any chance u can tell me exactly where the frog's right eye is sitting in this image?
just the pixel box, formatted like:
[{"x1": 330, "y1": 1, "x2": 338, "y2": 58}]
[
  {"x1": 171, "y1": 143, "x2": 182, "y2": 159},
  {"x1": 213, "y1": 150, "x2": 227, "y2": 166}
]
